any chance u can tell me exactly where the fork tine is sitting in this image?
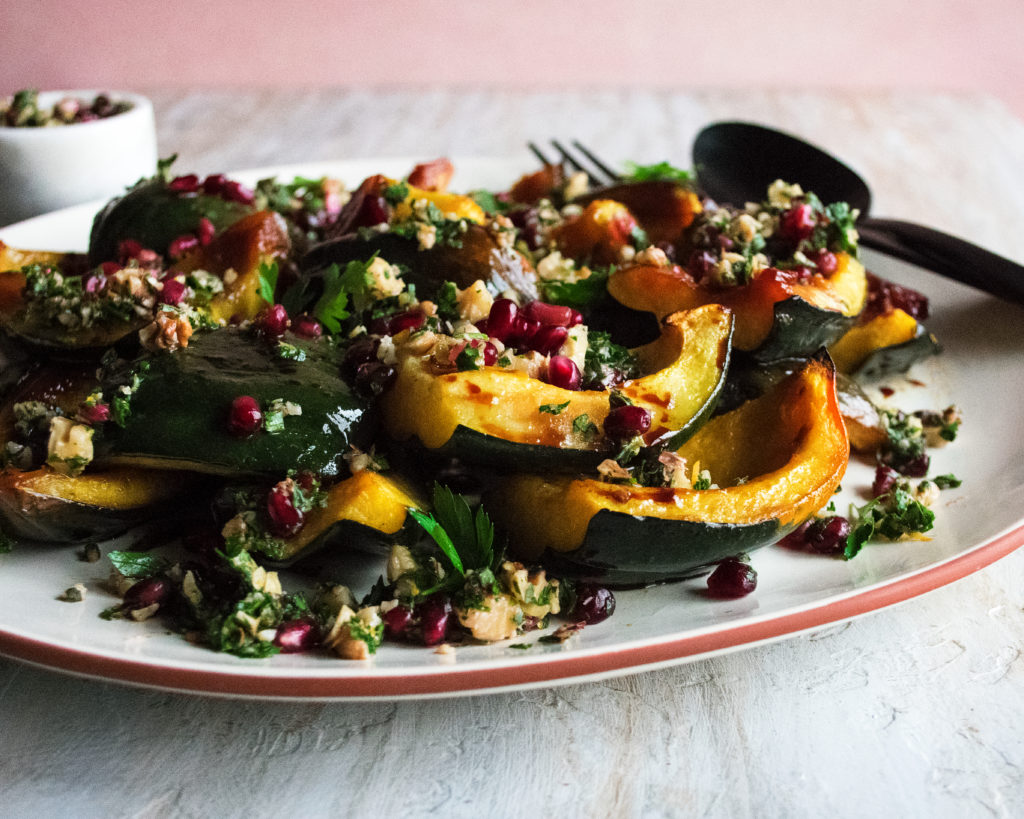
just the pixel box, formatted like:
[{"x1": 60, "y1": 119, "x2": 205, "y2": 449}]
[
  {"x1": 571, "y1": 141, "x2": 623, "y2": 184},
  {"x1": 550, "y1": 139, "x2": 585, "y2": 176},
  {"x1": 528, "y1": 141, "x2": 555, "y2": 168}
]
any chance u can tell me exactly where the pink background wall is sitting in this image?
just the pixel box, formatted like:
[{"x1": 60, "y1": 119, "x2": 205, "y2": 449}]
[{"x1": 7, "y1": 0, "x2": 1024, "y2": 120}]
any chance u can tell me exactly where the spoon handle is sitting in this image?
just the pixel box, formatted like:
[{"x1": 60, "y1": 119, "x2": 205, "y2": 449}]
[{"x1": 858, "y1": 217, "x2": 1024, "y2": 305}]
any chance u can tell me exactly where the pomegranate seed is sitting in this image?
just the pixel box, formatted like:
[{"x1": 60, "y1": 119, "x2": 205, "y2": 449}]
[
  {"x1": 707, "y1": 558, "x2": 757, "y2": 598},
  {"x1": 530, "y1": 325, "x2": 568, "y2": 356},
  {"x1": 779, "y1": 203, "x2": 817, "y2": 243},
  {"x1": 227, "y1": 395, "x2": 262, "y2": 436},
  {"x1": 117, "y1": 239, "x2": 144, "y2": 262},
  {"x1": 383, "y1": 605, "x2": 414, "y2": 639},
  {"x1": 201, "y1": 173, "x2": 227, "y2": 195},
  {"x1": 341, "y1": 336, "x2": 380, "y2": 378},
  {"x1": 509, "y1": 315, "x2": 541, "y2": 347},
  {"x1": 604, "y1": 405, "x2": 652, "y2": 439},
  {"x1": 221, "y1": 180, "x2": 255, "y2": 205},
  {"x1": 415, "y1": 595, "x2": 453, "y2": 646},
  {"x1": 122, "y1": 576, "x2": 169, "y2": 610},
  {"x1": 291, "y1": 314, "x2": 322, "y2": 339},
  {"x1": 87, "y1": 272, "x2": 110, "y2": 292},
  {"x1": 779, "y1": 517, "x2": 851, "y2": 555},
  {"x1": 482, "y1": 341, "x2": 498, "y2": 366},
  {"x1": 273, "y1": 618, "x2": 320, "y2": 652},
  {"x1": 811, "y1": 249, "x2": 838, "y2": 275},
  {"x1": 571, "y1": 583, "x2": 615, "y2": 624},
  {"x1": 258, "y1": 304, "x2": 290, "y2": 337},
  {"x1": 523, "y1": 300, "x2": 577, "y2": 327},
  {"x1": 168, "y1": 234, "x2": 199, "y2": 259},
  {"x1": 354, "y1": 361, "x2": 396, "y2": 396},
  {"x1": 894, "y1": 453, "x2": 930, "y2": 478},
  {"x1": 160, "y1": 278, "x2": 187, "y2": 306},
  {"x1": 486, "y1": 298, "x2": 519, "y2": 342},
  {"x1": 351, "y1": 195, "x2": 389, "y2": 229},
  {"x1": 77, "y1": 402, "x2": 111, "y2": 425},
  {"x1": 545, "y1": 356, "x2": 582, "y2": 390},
  {"x1": 873, "y1": 465, "x2": 899, "y2": 497},
  {"x1": 267, "y1": 482, "x2": 304, "y2": 537},
  {"x1": 388, "y1": 311, "x2": 425, "y2": 335},
  {"x1": 168, "y1": 174, "x2": 200, "y2": 193},
  {"x1": 688, "y1": 249, "x2": 718, "y2": 280},
  {"x1": 197, "y1": 216, "x2": 216, "y2": 246}
]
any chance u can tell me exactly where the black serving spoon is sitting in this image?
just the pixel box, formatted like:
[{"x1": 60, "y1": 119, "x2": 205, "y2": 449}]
[{"x1": 692, "y1": 121, "x2": 1024, "y2": 304}]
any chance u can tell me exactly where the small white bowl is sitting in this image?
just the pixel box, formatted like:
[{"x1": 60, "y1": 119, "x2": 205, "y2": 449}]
[{"x1": 0, "y1": 90, "x2": 157, "y2": 227}]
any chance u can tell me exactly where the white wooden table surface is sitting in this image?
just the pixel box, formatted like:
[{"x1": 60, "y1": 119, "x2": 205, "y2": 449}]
[{"x1": 3, "y1": 89, "x2": 1024, "y2": 818}]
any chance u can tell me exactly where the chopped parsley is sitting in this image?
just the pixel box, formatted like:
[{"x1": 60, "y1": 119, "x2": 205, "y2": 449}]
[
  {"x1": 623, "y1": 160, "x2": 693, "y2": 183},
  {"x1": 312, "y1": 257, "x2": 378, "y2": 333},
  {"x1": 539, "y1": 401, "x2": 570, "y2": 415},
  {"x1": 108, "y1": 550, "x2": 170, "y2": 579},
  {"x1": 435, "y1": 281, "x2": 460, "y2": 322},
  {"x1": 455, "y1": 344, "x2": 482, "y2": 371},
  {"x1": 572, "y1": 414, "x2": 599, "y2": 441},
  {"x1": 383, "y1": 181, "x2": 410, "y2": 205},
  {"x1": 540, "y1": 266, "x2": 612, "y2": 309},
  {"x1": 692, "y1": 471, "x2": 712, "y2": 491},
  {"x1": 275, "y1": 341, "x2": 306, "y2": 362},
  {"x1": 934, "y1": 474, "x2": 962, "y2": 489},
  {"x1": 844, "y1": 482, "x2": 935, "y2": 560},
  {"x1": 257, "y1": 261, "x2": 279, "y2": 304},
  {"x1": 582, "y1": 330, "x2": 638, "y2": 389}
]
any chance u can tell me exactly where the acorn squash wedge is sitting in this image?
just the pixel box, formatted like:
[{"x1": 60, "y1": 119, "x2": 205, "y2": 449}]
[
  {"x1": 97, "y1": 328, "x2": 373, "y2": 477},
  {"x1": 88, "y1": 176, "x2": 256, "y2": 265},
  {"x1": 301, "y1": 223, "x2": 540, "y2": 306},
  {"x1": 254, "y1": 470, "x2": 424, "y2": 564},
  {"x1": 380, "y1": 304, "x2": 733, "y2": 472},
  {"x1": 0, "y1": 466, "x2": 191, "y2": 543},
  {"x1": 172, "y1": 210, "x2": 291, "y2": 324},
  {"x1": 828, "y1": 308, "x2": 940, "y2": 379},
  {"x1": 489, "y1": 357, "x2": 848, "y2": 585},
  {"x1": 607, "y1": 251, "x2": 867, "y2": 361}
]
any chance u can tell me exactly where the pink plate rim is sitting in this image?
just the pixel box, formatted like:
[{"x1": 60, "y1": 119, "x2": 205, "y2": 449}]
[{"x1": 2, "y1": 523, "x2": 1021, "y2": 699}]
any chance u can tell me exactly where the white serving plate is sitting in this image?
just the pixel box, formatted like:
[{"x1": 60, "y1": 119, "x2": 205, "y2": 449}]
[{"x1": 0, "y1": 158, "x2": 1022, "y2": 700}]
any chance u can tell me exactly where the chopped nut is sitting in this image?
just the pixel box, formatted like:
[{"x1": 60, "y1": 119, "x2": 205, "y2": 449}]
[
  {"x1": 457, "y1": 594, "x2": 520, "y2": 642},
  {"x1": 78, "y1": 542, "x2": 102, "y2": 563},
  {"x1": 597, "y1": 459, "x2": 632, "y2": 481},
  {"x1": 140, "y1": 310, "x2": 193, "y2": 352},
  {"x1": 633, "y1": 246, "x2": 670, "y2": 267},
  {"x1": 58, "y1": 583, "x2": 87, "y2": 602},
  {"x1": 129, "y1": 602, "x2": 160, "y2": 621},
  {"x1": 46, "y1": 416, "x2": 94, "y2": 476}
]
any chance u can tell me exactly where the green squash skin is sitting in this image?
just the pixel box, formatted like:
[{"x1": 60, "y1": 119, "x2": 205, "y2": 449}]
[
  {"x1": 535, "y1": 510, "x2": 784, "y2": 587},
  {"x1": 435, "y1": 426, "x2": 609, "y2": 473},
  {"x1": 299, "y1": 226, "x2": 539, "y2": 307},
  {"x1": 88, "y1": 179, "x2": 255, "y2": 265},
  {"x1": 0, "y1": 493, "x2": 142, "y2": 544},
  {"x1": 98, "y1": 329, "x2": 374, "y2": 477},
  {"x1": 853, "y1": 325, "x2": 941, "y2": 380},
  {"x1": 752, "y1": 297, "x2": 857, "y2": 363}
]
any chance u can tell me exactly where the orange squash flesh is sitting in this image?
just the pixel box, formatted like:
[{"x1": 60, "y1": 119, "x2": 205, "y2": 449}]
[{"x1": 492, "y1": 358, "x2": 848, "y2": 563}]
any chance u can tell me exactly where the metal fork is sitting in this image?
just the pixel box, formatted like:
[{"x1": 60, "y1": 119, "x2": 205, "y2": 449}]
[{"x1": 527, "y1": 140, "x2": 623, "y2": 186}]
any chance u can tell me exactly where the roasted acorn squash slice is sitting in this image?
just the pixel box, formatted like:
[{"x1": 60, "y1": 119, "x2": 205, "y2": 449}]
[
  {"x1": 88, "y1": 177, "x2": 256, "y2": 265},
  {"x1": 98, "y1": 328, "x2": 373, "y2": 477},
  {"x1": 607, "y1": 251, "x2": 867, "y2": 361},
  {"x1": 380, "y1": 304, "x2": 733, "y2": 471},
  {"x1": 490, "y1": 357, "x2": 848, "y2": 585},
  {"x1": 0, "y1": 466, "x2": 190, "y2": 543},
  {"x1": 255, "y1": 470, "x2": 424, "y2": 564},
  {"x1": 828, "y1": 308, "x2": 940, "y2": 379}
]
